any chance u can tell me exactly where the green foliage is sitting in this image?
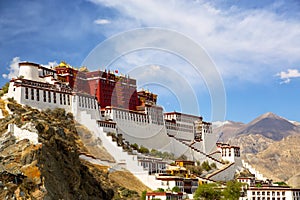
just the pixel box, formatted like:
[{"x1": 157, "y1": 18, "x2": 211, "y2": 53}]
[
  {"x1": 274, "y1": 182, "x2": 288, "y2": 186},
  {"x1": 138, "y1": 145, "x2": 150, "y2": 154},
  {"x1": 194, "y1": 183, "x2": 221, "y2": 200},
  {"x1": 0, "y1": 82, "x2": 9, "y2": 97},
  {"x1": 187, "y1": 165, "x2": 203, "y2": 176},
  {"x1": 201, "y1": 161, "x2": 212, "y2": 171},
  {"x1": 130, "y1": 143, "x2": 139, "y2": 150},
  {"x1": 149, "y1": 149, "x2": 176, "y2": 160},
  {"x1": 256, "y1": 183, "x2": 262, "y2": 187},
  {"x1": 172, "y1": 186, "x2": 181, "y2": 193},
  {"x1": 222, "y1": 181, "x2": 243, "y2": 200},
  {"x1": 155, "y1": 188, "x2": 165, "y2": 192},
  {"x1": 211, "y1": 162, "x2": 217, "y2": 169},
  {"x1": 141, "y1": 190, "x2": 147, "y2": 200}
]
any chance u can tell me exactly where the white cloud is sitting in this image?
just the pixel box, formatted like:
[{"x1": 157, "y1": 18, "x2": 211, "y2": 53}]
[
  {"x1": 94, "y1": 19, "x2": 111, "y2": 25},
  {"x1": 88, "y1": 0, "x2": 300, "y2": 83},
  {"x1": 43, "y1": 61, "x2": 58, "y2": 69},
  {"x1": 2, "y1": 57, "x2": 21, "y2": 79},
  {"x1": 276, "y1": 69, "x2": 300, "y2": 84}
]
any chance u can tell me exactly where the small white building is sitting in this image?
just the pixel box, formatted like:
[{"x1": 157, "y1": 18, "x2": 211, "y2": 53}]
[
  {"x1": 237, "y1": 177, "x2": 256, "y2": 188},
  {"x1": 246, "y1": 186, "x2": 300, "y2": 200},
  {"x1": 137, "y1": 155, "x2": 167, "y2": 175},
  {"x1": 217, "y1": 143, "x2": 240, "y2": 163},
  {"x1": 164, "y1": 111, "x2": 212, "y2": 142},
  {"x1": 155, "y1": 174, "x2": 198, "y2": 194},
  {"x1": 146, "y1": 191, "x2": 188, "y2": 200}
]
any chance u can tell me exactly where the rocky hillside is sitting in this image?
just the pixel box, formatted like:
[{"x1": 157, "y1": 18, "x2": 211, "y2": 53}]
[
  {"x1": 0, "y1": 99, "x2": 145, "y2": 199},
  {"x1": 243, "y1": 135, "x2": 300, "y2": 187}
]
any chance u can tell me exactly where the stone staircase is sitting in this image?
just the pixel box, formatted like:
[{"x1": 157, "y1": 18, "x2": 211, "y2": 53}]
[
  {"x1": 76, "y1": 110, "x2": 163, "y2": 190},
  {"x1": 174, "y1": 137, "x2": 224, "y2": 165}
]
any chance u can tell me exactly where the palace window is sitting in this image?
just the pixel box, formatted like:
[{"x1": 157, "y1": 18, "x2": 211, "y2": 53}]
[
  {"x1": 48, "y1": 91, "x2": 51, "y2": 103},
  {"x1": 31, "y1": 88, "x2": 34, "y2": 100},
  {"x1": 60, "y1": 93, "x2": 62, "y2": 104},
  {"x1": 43, "y1": 90, "x2": 46, "y2": 102},
  {"x1": 67, "y1": 95, "x2": 70, "y2": 105},
  {"x1": 53, "y1": 92, "x2": 56, "y2": 104},
  {"x1": 36, "y1": 89, "x2": 39, "y2": 101},
  {"x1": 25, "y1": 87, "x2": 29, "y2": 99},
  {"x1": 63, "y1": 94, "x2": 66, "y2": 105}
]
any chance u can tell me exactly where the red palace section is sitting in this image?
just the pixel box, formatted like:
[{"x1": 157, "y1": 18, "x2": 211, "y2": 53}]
[{"x1": 55, "y1": 62, "x2": 140, "y2": 111}]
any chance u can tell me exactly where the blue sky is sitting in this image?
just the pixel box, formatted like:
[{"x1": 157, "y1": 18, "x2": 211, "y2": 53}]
[{"x1": 1, "y1": 0, "x2": 300, "y2": 123}]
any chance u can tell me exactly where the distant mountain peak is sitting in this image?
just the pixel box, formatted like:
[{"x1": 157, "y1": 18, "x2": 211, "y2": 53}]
[
  {"x1": 239, "y1": 112, "x2": 297, "y2": 141},
  {"x1": 260, "y1": 112, "x2": 281, "y2": 119},
  {"x1": 249, "y1": 112, "x2": 283, "y2": 127}
]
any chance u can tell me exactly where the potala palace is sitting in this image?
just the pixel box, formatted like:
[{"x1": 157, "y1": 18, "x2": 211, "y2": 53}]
[{"x1": 5, "y1": 61, "x2": 300, "y2": 199}]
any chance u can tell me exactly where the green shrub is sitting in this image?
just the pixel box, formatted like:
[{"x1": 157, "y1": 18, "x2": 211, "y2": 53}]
[
  {"x1": 172, "y1": 186, "x2": 181, "y2": 193},
  {"x1": 201, "y1": 161, "x2": 211, "y2": 171}
]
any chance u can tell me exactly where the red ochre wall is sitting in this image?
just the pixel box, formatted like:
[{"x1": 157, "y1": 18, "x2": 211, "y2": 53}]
[{"x1": 59, "y1": 67, "x2": 139, "y2": 110}]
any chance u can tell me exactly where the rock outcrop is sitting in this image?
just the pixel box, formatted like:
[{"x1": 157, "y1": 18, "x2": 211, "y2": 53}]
[{"x1": 0, "y1": 99, "x2": 143, "y2": 199}]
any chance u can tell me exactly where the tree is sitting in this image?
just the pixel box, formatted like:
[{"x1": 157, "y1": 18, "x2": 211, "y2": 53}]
[
  {"x1": 141, "y1": 190, "x2": 147, "y2": 200},
  {"x1": 138, "y1": 145, "x2": 149, "y2": 154},
  {"x1": 172, "y1": 186, "x2": 181, "y2": 193},
  {"x1": 222, "y1": 181, "x2": 243, "y2": 200},
  {"x1": 194, "y1": 183, "x2": 221, "y2": 200},
  {"x1": 201, "y1": 161, "x2": 212, "y2": 171},
  {"x1": 0, "y1": 82, "x2": 9, "y2": 96},
  {"x1": 131, "y1": 143, "x2": 139, "y2": 150},
  {"x1": 187, "y1": 165, "x2": 203, "y2": 176},
  {"x1": 211, "y1": 163, "x2": 217, "y2": 169}
]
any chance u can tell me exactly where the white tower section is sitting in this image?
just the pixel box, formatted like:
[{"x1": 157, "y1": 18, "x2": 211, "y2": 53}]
[{"x1": 18, "y1": 62, "x2": 41, "y2": 81}]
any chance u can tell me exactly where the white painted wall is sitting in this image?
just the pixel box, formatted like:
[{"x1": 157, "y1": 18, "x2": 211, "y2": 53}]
[
  {"x1": 9, "y1": 123, "x2": 39, "y2": 144},
  {"x1": 242, "y1": 160, "x2": 267, "y2": 181},
  {"x1": 246, "y1": 188, "x2": 299, "y2": 200}
]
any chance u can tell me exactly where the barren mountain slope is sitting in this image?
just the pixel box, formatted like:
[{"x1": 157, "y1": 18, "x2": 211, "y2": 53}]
[{"x1": 243, "y1": 135, "x2": 300, "y2": 187}]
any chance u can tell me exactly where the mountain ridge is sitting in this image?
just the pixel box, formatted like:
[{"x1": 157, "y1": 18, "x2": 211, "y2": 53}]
[{"x1": 214, "y1": 112, "x2": 300, "y2": 142}]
